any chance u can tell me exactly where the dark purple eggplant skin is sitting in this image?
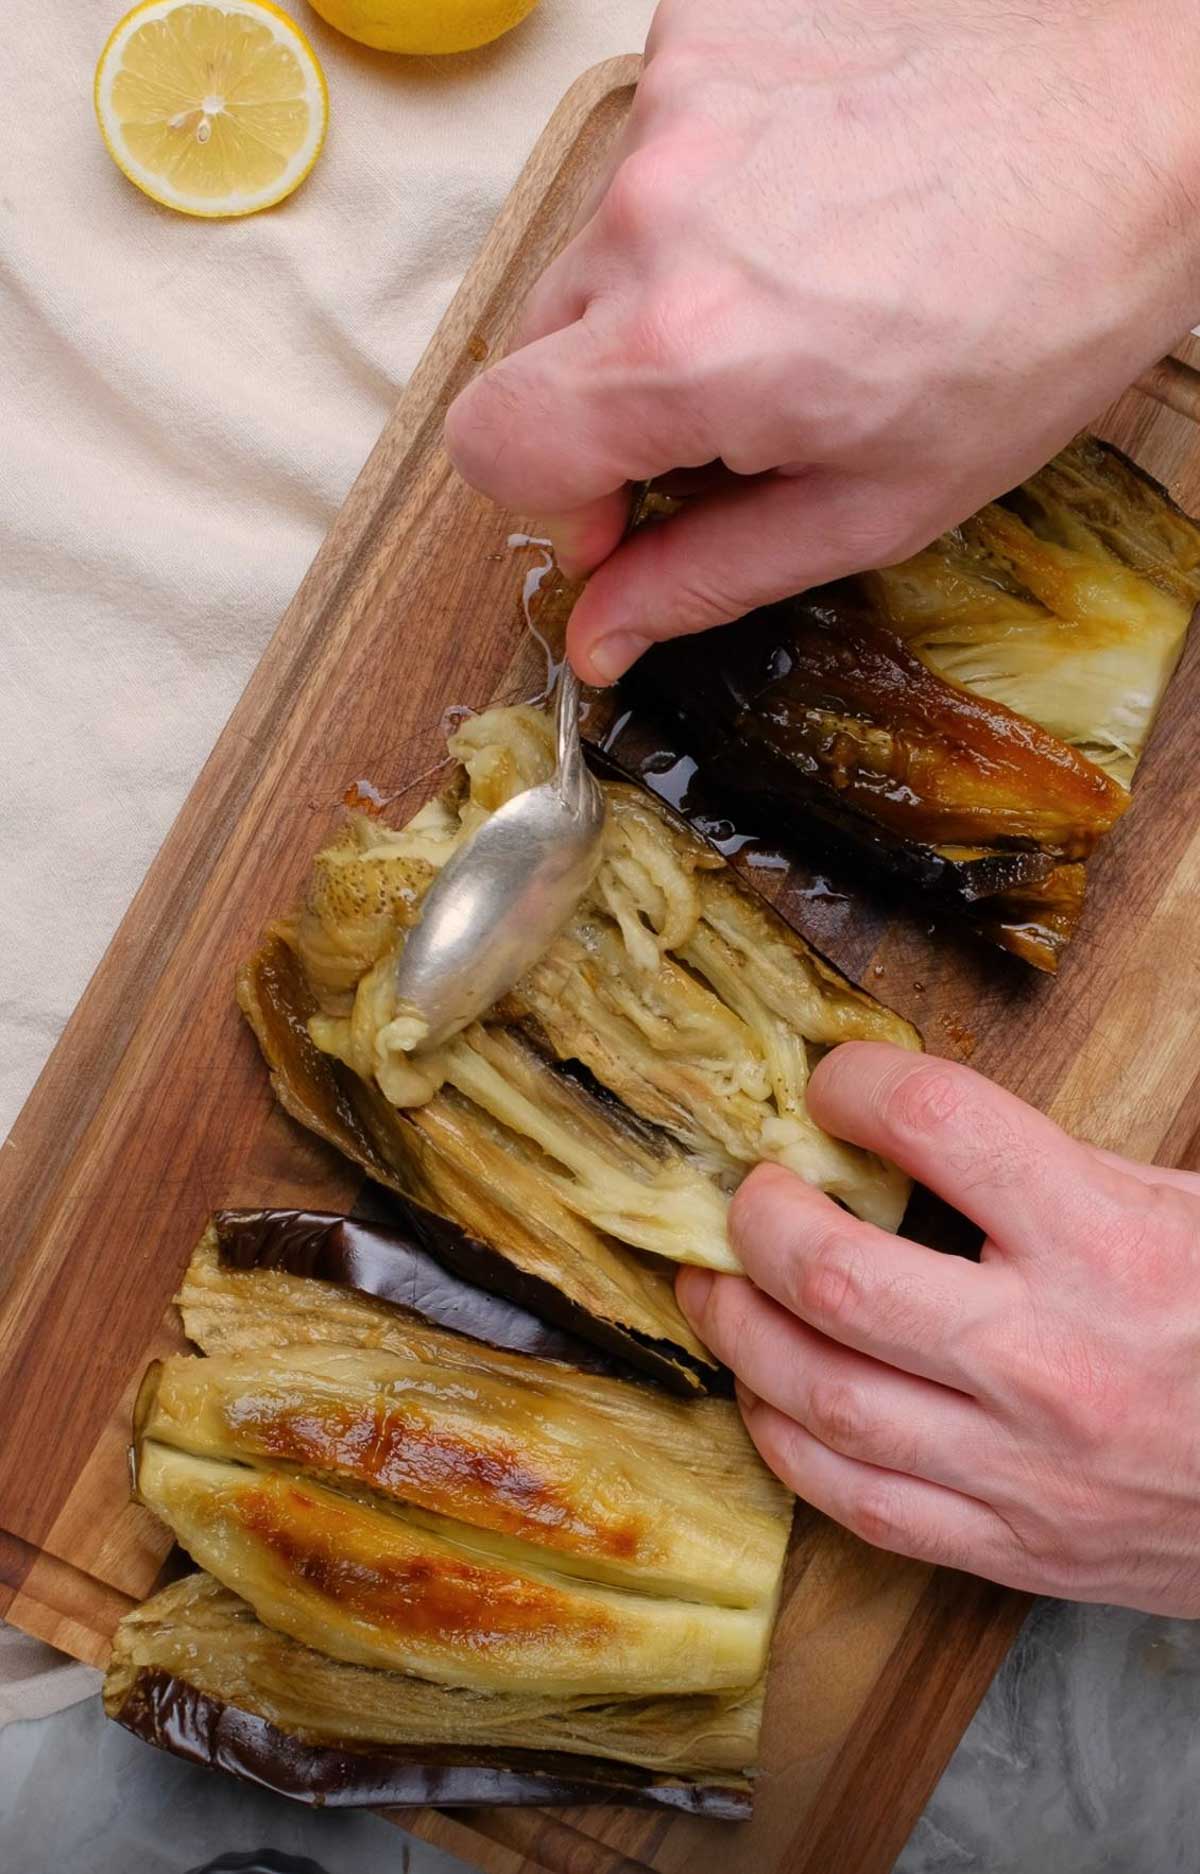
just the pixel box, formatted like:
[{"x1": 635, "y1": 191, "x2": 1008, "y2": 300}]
[
  {"x1": 113, "y1": 1670, "x2": 753, "y2": 1820},
  {"x1": 213, "y1": 1207, "x2": 656, "y2": 1386}
]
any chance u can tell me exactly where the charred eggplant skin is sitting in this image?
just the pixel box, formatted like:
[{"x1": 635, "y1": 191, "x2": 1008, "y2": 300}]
[
  {"x1": 622, "y1": 591, "x2": 1125, "y2": 854},
  {"x1": 619, "y1": 438, "x2": 1200, "y2": 971},
  {"x1": 213, "y1": 1207, "x2": 648, "y2": 1384},
  {"x1": 112, "y1": 1667, "x2": 752, "y2": 1818}
]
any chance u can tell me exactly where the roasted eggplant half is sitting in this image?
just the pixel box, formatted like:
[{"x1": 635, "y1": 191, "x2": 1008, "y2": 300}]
[
  {"x1": 105, "y1": 1574, "x2": 762, "y2": 1816},
  {"x1": 106, "y1": 1216, "x2": 793, "y2": 1815},
  {"x1": 622, "y1": 438, "x2": 1200, "y2": 971},
  {"x1": 239, "y1": 702, "x2": 919, "y2": 1386}
]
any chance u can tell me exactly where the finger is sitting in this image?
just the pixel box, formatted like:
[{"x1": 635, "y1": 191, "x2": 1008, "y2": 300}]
[
  {"x1": 738, "y1": 1392, "x2": 1021, "y2": 1580},
  {"x1": 807, "y1": 1042, "x2": 1120, "y2": 1256},
  {"x1": 675, "y1": 1266, "x2": 995, "y2": 1493},
  {"x1": 511, "y1": 263, "x2": 589, "y2": 355},
  {"x1": 444, "y1": 318, "x2": 704, "y2": 517},
  {"x1": 562, "y1": 120, "x2": 632, "y2": 243},
  {"x1": 564, "y1": 470, "x2": 917, "y2": 685},
  {"x1": 727, "y1": 1162, "x2": 1005, "y2": 1391},
  {"x1": 540, "y1": 490, "x2": 632, "y2": 580},
  {"x1": 545, "y1": 463, "x2": 730, "y2": 582}
]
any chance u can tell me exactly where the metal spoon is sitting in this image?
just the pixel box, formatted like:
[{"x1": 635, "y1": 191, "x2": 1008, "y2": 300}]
[{"x1": 392, "y1": 666, "x2": 605, "y2": 1053}]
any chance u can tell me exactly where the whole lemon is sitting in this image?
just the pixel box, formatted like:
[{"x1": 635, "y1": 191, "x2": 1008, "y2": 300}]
[{"x1": 307, "y1": 0, "x2": 540, "y2": 53}]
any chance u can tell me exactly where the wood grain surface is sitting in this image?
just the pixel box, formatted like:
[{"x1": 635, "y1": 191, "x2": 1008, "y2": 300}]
[{"x1": 3, "y1": 52, "x2": 1200, "y2": 1874}]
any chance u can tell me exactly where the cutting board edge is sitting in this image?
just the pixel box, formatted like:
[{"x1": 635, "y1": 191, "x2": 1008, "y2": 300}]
[{"x1": 0, "y1": 49, "x2": 643, "y2": 1304}]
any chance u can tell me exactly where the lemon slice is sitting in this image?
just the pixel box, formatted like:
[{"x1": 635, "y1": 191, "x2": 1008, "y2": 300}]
[{"x1": 95, "y1": 0, "x2": 328, "y2": 218}]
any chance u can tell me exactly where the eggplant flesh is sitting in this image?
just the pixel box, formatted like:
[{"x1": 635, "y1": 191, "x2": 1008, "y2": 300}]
[
  {"x1": 145, "y1": 1229, "x2": 791, "y2": 1701},
  {"x1": 622, "y1": 438, "x2": 1200, "y2": 971},
  {"x1": 240, "y1": 706, "x2": 918, "y2": 1380},
  {"x1": 208, "y1": 1207, "x2": 647, "y2": 1382},
  {"x1": 108, "y1": 1221, "x2": 792, "y2": 1813},
  {"x1": 146, "y1": 1231, "x2": 790, "y2": 1699},
  {"x1": 139, "y1": 1341, "x2": 789, "y2": 1610},
  {"x1": 237, "y1": 933, "x2": 717, "y2": 1393},
  {"x1": 104, "y1": 1574, "x2": 759, "y2": 1816},
  {"x1": 134, "y1": 1442, "x2": 772, "y2": 1699}
]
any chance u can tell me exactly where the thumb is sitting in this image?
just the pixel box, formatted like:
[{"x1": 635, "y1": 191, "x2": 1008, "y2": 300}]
[{"x1": 566, "y1": 469, "x2": 921, "y2": 685}]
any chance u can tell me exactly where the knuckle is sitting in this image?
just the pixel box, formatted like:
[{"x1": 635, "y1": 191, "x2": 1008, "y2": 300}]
[
  {"x1": 839, "y1": 510, "x2": 926, "y2": 572},
  {"x1": 1005, "y1": 1505, "x2": 1087, "y2": 1593},
  {"x1": 1052, "y1": 1350, "x2": 1129, "y2": 1447},
  {"x1": 998, "y1": 1314, "x2": 1130, "y2": 1451},
  {"x1": 600, "y1": 146, "x2": 686, "y2": 250},
  {"x1": 649, "y1": 562, "x2": 745, "y2": 638},
  {"x1": 808, "y1": 480, "x2": 941, "y2": 573},
  {"x1": 848, "y1": 1478, "x2": 915, "y2": 1555},
  {"x1": 443, "y1": 370, "x2": 525, "y2": 490},
  {"x1": 806, "y1": 1377, "x2": 873, "y2": 1456},
  {"x1": 876, "y1": 1062, "x2": 967, "y2": 1144},
  {"x1": 871, "y1": 500, "x2": 940, "y2": 566},
  {"x1": 634, "y1": 45, "x2": 692, "y2": 113},
  {"x1": 792, "y1": 1234, "x2": 867, "y2": 1330}
]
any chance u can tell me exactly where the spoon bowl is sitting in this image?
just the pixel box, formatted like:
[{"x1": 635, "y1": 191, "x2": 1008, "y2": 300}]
[{"x1": 393, "y1": 668, "x2": 605, "y2": 1052}]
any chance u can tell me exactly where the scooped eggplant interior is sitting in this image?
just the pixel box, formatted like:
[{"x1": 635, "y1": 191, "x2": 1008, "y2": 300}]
[
  {"x1": 622, "y1": 438, "x2": 1200, "y2": 970},
  {"x1": 239, "y1": 703, "x2": 919, "y2": 1385},
  {"x1": 105, "y1": 1218, "x2": 793, "y2": 1816}
]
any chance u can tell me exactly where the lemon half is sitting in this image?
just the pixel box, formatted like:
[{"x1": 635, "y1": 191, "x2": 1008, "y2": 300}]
[{"x1": 95, "y1": 0, "x2": 328, "y2": 218}]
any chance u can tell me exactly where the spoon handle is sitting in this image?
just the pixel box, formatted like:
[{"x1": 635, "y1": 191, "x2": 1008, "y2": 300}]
[{"x1": 554, "y1": 664, "x2": 595, "y2": 813}]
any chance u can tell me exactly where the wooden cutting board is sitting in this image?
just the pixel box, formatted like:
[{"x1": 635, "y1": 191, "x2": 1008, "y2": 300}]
[{"x1": 3, "y1": 51, "x2": 1200, "y2": 1874}]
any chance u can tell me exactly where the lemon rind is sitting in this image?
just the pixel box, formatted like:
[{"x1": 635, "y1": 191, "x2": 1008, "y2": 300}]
[{"x1": 94, "y1": 0, "x2": 328, "y2": 219}]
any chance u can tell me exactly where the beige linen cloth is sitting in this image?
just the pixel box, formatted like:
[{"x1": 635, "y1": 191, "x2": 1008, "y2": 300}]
[{"x1": 0, "y1": 0, "x2": 655, "y2": 1722}]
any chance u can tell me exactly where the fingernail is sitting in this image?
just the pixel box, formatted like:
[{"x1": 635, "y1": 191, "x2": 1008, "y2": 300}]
[
  {"x1": 587, "y1": 632, "x2": 650, "y2": 685},
  {"x1": 676, "y1": 1266, "x2": 714, "y2": 1321}
]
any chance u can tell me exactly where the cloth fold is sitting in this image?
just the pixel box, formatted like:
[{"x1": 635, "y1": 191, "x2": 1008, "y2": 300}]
[
  {"x1": 0, "y1": 1626, "x2": 101, "y2": 1727},
  {"x1": 0, "y1": 0, "x2": 654, "y2": 1726}
]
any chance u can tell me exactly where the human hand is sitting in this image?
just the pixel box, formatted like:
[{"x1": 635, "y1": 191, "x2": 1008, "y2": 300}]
[
  {"x1": 676, "y1": 1042, "x2": 1200, "y2": 1614},
  {"x1": 445, "y1": 0, "x2": 1200, "y2": 684}
]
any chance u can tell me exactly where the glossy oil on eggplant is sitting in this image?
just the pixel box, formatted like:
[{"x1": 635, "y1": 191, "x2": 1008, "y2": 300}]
[{"x1": 622, "y1": 439, "x2": 1200, "y2": 970}]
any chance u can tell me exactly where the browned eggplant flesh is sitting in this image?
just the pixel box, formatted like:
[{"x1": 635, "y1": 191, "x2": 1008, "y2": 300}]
[
  {"x1": 105, "y1": 1215, "x2": 794, "y2": 1815},
  {"x1": 622, "y1": 438, "x2": 1200, "y2": 970}
]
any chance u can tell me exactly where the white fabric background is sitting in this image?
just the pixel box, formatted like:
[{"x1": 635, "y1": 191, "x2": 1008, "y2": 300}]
[{"x1": 0, "y1": 0, "x2": 655, "y2": 1719}]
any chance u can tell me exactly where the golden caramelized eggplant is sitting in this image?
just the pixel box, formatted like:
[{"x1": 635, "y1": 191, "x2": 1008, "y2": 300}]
[
  {"x1": 623, "y1": 438, "x2": 1200, "y2": 971},
  {"x1": 133, "y1": 1443, "x2": 772, "y2": 1697},
  {"x1": 104, "y1": 1574, "x2": 763, "y2": 1815},
  {"x1": 136, "y1": 1344, "x2": 788, "y2": 1608},
  {"x1": 107, "y1": 1214, "x2": 793, "y2": 1816},
  {"x1": 240, "y1": 704, "x2": 918, "y2": 1381}
]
